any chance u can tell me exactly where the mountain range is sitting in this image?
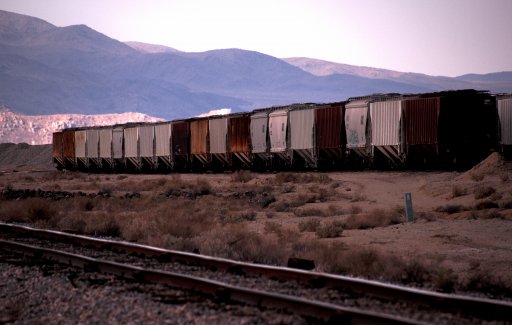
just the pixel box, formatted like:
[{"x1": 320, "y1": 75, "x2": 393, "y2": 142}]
[{"x1": 1, "y1": 9, "x2": 511, "y2": 125}]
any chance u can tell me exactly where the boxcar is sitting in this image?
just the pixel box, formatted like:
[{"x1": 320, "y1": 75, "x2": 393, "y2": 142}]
[
  {"x1": 315, "y1": 102, "x2": 345, "y2": 166},
  {"x1": 289, "y1": 106, "x2": 316, "y2": 167},
  {"x1": 269, "y1": 109, "x2": 290, "y2": 165},
  {"x1": 86, "y1": 128, "x2": 100, "y2": 168},
  {"x1": 99, "y1": 127, "x2": 113, "y2": 168},
  {"x1": 112, "y1": 126, "x2": 124, "y2": 169},
  {"x1": 229, "y1": 113, "x2": 252, "y2": 168},
  {"x1": 154, "y1": 122, "x2": 172, "y2": 169},
  {"x1": 370, "y1": 98, "x2": 404, "y2": 164},
  {"x1": 345, "y1": 99, "x2": 371, "y2": 159},
  {"x1": 124, "y1": 126, "x2": 139, "y2": 170},
  {"x1": 138, "y1": 124, "x2": 155, "y2": 169},
  {"x1": 498, "y1": 95, "x2": 512, "y2": 158},
  {"x1": 52, "y1": 131, "x2": 64, "y2": 169},
  {"x1": 209, "y1": 116, "x2": 231, "y2": 167},
  {"x1": 171, "y1": 120, "x2": 190, "y2": 169},
  {"x1": 250, "y1": 110, "x2": 270, "y2": 164},
  {"x1": 190, "y1": 118, "x2": 210, "y2": 168}
]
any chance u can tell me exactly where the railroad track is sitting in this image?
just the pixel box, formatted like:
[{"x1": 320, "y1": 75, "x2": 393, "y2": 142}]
[{"x1": 1, "y1": 222, "x2": 511, "y2": 324}]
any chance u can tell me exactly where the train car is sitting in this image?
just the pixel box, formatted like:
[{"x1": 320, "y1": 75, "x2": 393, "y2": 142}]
[
  {"x1": 436, "y1": 90, "x2": 497, "y2": 168},
  {"x1": 498, "y1": 94, "x2": 512, "y2": 158},
  {"x1": 209, "y1": 115, "x2": 231, "y2": 168},
  {"x1": 62, "y1": 129, "x2": 76, "y2": 169},
  {"x1": 370, "y1": 97, "x2": 404, "y2": 165},
  {"x1": 74, "y1": 129, "x2": 87, "y2": 169},
  {"x1": 171, "y1": 120, "x2": 190, "y2": 170},
  {"x1": 269, "y1": 108, "x2": 291, "y2": 167},
  {"x1": 124, "y1": 125, "x2": 140, "y2": 170},
  {"x1": 190, "y1": 117, "x2": 210, "y2": 168},
  {"x1": 314, "y1": 102, "x2": 345, "y2": 167},
  {"x1": 52, "y1": 131, "x2": 64, "y2": 170},
  {"x1": 229, "y1": 112, "x2": 252, "y2": 168},
  {"x1": 289, "y1": 105, "x2": 317, "y2": 168},
  {"x1": 138, "y1": 124, "x2": 155, "y2": 170},
  {"x1": 99, "y1": 127, "x2": 113, "y2": 169},
  {"x1": 345, "y1": 99, "x2": 371, "y2": 161},
  {"x1": 86, "y1": 128, "x2": 100, "y2": 169},
  {"x1": 250, "y1": 109, "x2": 271, "y2": 167},
  {"x1": 112, "y1": 126, "x2": 124, "y2": 170},
  {"x1": 154, "y1": 122, "x2": 172, "y2": 169},
  {"x1": 402, "y1": 96, "x2": 440, "y2": 166}
]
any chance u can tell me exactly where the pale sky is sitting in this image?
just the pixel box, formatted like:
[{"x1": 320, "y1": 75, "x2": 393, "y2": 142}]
[{"x1": 1, "y1": 0, "x2": 511, "y2": 77}]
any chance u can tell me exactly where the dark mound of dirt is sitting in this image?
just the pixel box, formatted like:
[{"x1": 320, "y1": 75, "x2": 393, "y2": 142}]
[{"x1": 0, "y1": 143, "x2": 53, "y2": 171}]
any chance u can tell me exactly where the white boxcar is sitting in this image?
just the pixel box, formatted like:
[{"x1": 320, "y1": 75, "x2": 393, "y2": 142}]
[
  {"x1": 112, "y1": 127, "x2": 124, "y2": 159},
  {"x1": 209, "y1": 117, "x2": 228, "y2": 154},
  {"x1": 498, "y1": 97, "x2": 512, "y2": 145},
  {"x1": 86, "y1": 129, "x2": 99, "y2": 159},
  {"x1": 154, "y1": 123, "x2": 171, "y2": 157},
  {"x1": 74, "y1": 130, "x2": 86, "y2": 158},
  {"x1": 250, "y1": 111, "x2": 268, "y2": 154},
  {"x1": 289, "y1": 108, "x2": 316, "y2": 166},
  {"x1": 345, "y1": 100, "x2": 370, "y2": 157},
  {"x1": 138, "y1": 124, "x2": 154, "y2": 158},
  {"x1": 370, "y1": 99, "x2": 403, "y2": 161},
  {"x1": 124, "y1": 126, "x2": 138, "y2": 158},
  {"x1": 99, "y1": 128, "x2": 113, "y2": 159},
  {"x1": 269, "y1": 109, "x2": 288, "y2": 153}
]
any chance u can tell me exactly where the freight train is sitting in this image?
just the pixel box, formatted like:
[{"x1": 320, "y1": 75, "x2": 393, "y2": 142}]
[{"x1": 52, "y1": 89, "x2": 512, "y2": 172}]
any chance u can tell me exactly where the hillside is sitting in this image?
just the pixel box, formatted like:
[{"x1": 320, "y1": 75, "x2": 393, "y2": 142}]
[{"x1": 0, "y1": 106, "x2": 162, "y2": 144}]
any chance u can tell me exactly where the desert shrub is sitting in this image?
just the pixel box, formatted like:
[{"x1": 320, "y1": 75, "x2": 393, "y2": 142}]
[
  {"x1": 231, "y1": 170, "x2": 254, "y2": 183},
  {"x1": 26, "y1": 198, "x2": 55, "y2": 222},
  {"x1": 499, "y1": 173, "x2": 509, "y2": 183},
  {"x1": 117, "y1": 175, "x2": 128, "y2": 180},
  {"x1": 220, "y1": 211, "x2": 257, "y2": 224},
  {"x1": 294, "y1": 207, "x2": 325, "y2": 217},
  {"x1": 84, "y1": 212, "x2": 121, "y2": 237},
  {"x1": 415, "y1": 211, "x2": 437, "y2": 222},
  {"x1": 57, "y1": 214, "x2": 87, "y2": 233},
  {"x1": 0, "y1": 200, "x2": 28, "y2": 222},
  {"x1": 343, "y1": 208, "x2": 403, "y2": 229},
  {"x1": 298, "y1": 218, "x2": 321, "y2": 232},
  {"x1": 451, "y1": 185, "x2": 468, "y2": 198},
  {"x1": 350, "y1": 192, "x2": 367, "y2": 202},
  {"x1": 349, "y1": 205, "x2": 362, "y2": 215},
  {"x1": 499, "y1": 199, "x2": 512, "y2": 209},
  {"x1": 259, "y1": 194, "x2": 276, "y2": 208},
  {"x1": 327, "y1": 205, "x2": 344, "y2": 216},
  {"x1": 434, "y1": 204, "x2": 465, "y2": 214},
  {"x1": 474, "y1": 186, "x2": 496, "y2": 199},
  {"x1": 98, "y1": 186, "x2": 113, "y2": 197},
  {"x1": 263, "y1": 221, "x2": 282, "y2": 233},
  {"x1": 432, "y1": 268, "x2": 458, "y2": 293},
  {"x1": 199, "y1": 225, "x2": 289, "y2": 265},
  {"x1": 474, "y1": 200, "x2": 499, "y2": 210},
  {"x1": 316, "y1": 220, "x2": 344, "y2": 238},
  {"x1": 274, "y1": 173, "x2": 331, "y2": 184},
  {"x1": 469, "y1": 172, "x2": 485, "y2": 182},
  {"x1": 462, "y1": 273, "x2": 512, "y2": 298}
]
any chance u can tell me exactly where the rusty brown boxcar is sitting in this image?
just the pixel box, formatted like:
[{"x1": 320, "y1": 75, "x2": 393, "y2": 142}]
[
  {"x1": 190, "y1": 118, "x2": 210, "y2": 167},
  {"x1": 62, "y1": 130, "x2": 75, "y2": 168},
  {"x1": 229, "y1": 113, "x2": 251, "y2": 168},
  {"x1": 171, "y1": 120, "x2": 190, "y2": 168},
  {"x1": 315, "y1": 102, "x2": 345, "y2": 166},
  {"x1": 402, "y1": 96, "x2": 440, "y2": 163},
  {"x1": 52, "y1": 131, "x2": 64, "y2": 169}
]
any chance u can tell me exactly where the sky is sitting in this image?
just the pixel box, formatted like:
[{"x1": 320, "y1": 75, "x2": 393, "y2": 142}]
[{"x1": 1, "y1": 0, "x2": 511, "y2": 77}]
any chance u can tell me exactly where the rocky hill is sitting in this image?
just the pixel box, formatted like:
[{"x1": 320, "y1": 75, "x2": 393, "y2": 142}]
[{"x1": 0, "y1": 106, "x2": 162, "y2": 144}]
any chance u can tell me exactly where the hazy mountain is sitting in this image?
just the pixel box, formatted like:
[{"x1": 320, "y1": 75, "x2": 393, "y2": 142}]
[
  {"x1": 0, "y1": 9, "x2": 510, "y2": 126},
  {"x1": 283, "y1": 57, "x2": 512, "y2": 93},
  {"x1": 0, "y1": 106, "x2": 162, "y2": 144},
  {"x1": 125, "y1": 41, "x2": 181, "y2": 54}
]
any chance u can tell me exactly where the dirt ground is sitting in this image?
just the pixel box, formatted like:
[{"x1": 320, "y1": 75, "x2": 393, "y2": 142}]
[{"x1": 0, "y1": 144, "x2": 511, "y2": 294}]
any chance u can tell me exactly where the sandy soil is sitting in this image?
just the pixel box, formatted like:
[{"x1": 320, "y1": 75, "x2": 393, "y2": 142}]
[{"x1": 1, "y1": 144, "x2": 511, "y2": 289}]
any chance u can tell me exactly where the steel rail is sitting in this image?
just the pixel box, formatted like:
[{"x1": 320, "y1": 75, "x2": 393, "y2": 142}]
[
  {"x1": 0, "y1": 239, "x2": 418, "y2": 325},
  {"x1": 2, "y1": 222, "x2": 512, "y2": 320}
]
